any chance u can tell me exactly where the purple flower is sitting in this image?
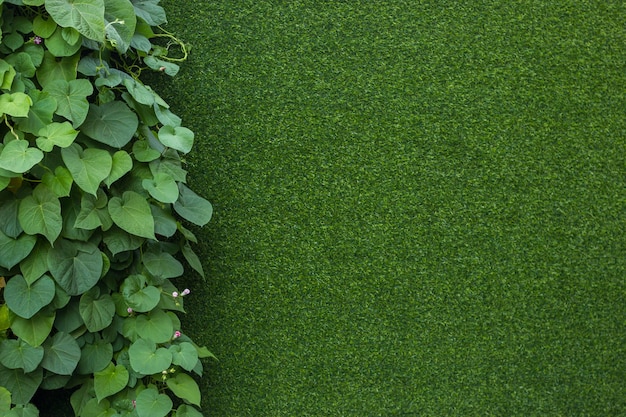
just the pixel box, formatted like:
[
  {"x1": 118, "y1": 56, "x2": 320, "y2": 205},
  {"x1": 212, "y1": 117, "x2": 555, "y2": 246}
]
[
  {"x1": 127, "y1": 307, "x2": 133, "y2": 314},
  {"x1": 181, "y1": 288, "x2": 191, "y2": 296},
  {"x1": 173, "y1": 330, "x2": 181, "y2": 339},
  {"x1": 172, "y1": 291, "x2": 179, "y2": 298},
  {"x1": 33, "y1": 36, "x2": 42, "y2": 45}
]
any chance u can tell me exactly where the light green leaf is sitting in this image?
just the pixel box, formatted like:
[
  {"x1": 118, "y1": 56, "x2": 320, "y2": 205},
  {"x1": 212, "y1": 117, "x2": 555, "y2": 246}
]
[
  {"x1": 132, "y1": 0, "x2": 167, "y2": 26},
  {"x1": 18, "y1": 184, "x2": 62, "y2": 245},
  {"x1": 166, "y1": 373, "x2": 201, "y2": 406},
  {"x1": 0, "y1": 93, "x2": 32, "y2": 118},
  {"x1": 169, "y1": 342, "x2": 199, "y2": 372},
  {"x1": 36, "y1": 52, "x2": 79, "y2": 89},
  {"x1": 0, "y1": 230, "x2": 37, "y2": 270},
  {"x1": 142, "y1": 172, "x2": 178, "y2": 204},
  {"x1": 5, "y1": 52, "x2": 36, "y2": 78},
  {"x1": 42, "y1": 166, "x2": 73, "y2": 197},
  {"x1": 120, "y1": 274, "x2": 160, "y2": 313},
  {"x1": 132, "y1": 139, "x2": 161, "y2": 162},
  {"x1": 47, "y1": 239, "x2": 103, "y2": 295},
  {"x1": 128, "y1": 339, "x2": 172, "y2": 375},
  {"x1": 0, "y1": 339, "x2": 44, "y2": 373},
  {"x1": 174, "y1": 184, "x2": 213, "y2": 227},
  {"x1": 16, "y1": 90, "x2": 57, "y2": 135},
  {"x1": 62, "y1": 143, "x2": 112, "y2": 196},
  {"x1": 144, "y1": 56, "x2": 179, "y2": 77},
  {"x1": 108, "y1": 191, "x2": 155, "y2": 239},
  {"x1": 94, "y1": 362, "x2": 129, "y2": 402},
  {"x1": 45, "y1": 0, "x2": 106, "y2": 42},
  {"x1": 0, "y1": 60, "x2": 16, "y2": 90},
  {"x1": 104, "y1": 150, "x2": 132, "y2": 187},
  {"x1": 0, "y1": 386, "x2": 10, "y2": 412},
  {"x1": 135, "y1": 309, "x2": 174, "y2": 344},
  {"x1": 45, "y1": 26, "x2": 82, "y2": 57},
  {"x1": 123, "y1": 78, "x2": 154, "y2": 105},
  {"x1": 33, "y1": 15, "x2": 58, "y2": 38},
  {"x1": 79, "y1": 287, "x2": 115, "y2": 332},
  {"x1": 5, "y1": 275, "x2": 55, "y2": 319},
  {"x1": 0, "y1": 140, "x2": 43, "y2": 174},
  {"x1": 143, "y1": 250, "x2": 183, "y2": 279},
  {"x1": 175, "y1": 405, "x2": 204, "y2": 417},
  {"x1": 158, "y1": 125, "x2": 194, "y2": 154},
  {"x1": 135, "y1": 387, "x2": 173, "y2": 417},
  {"x1": 81, "y1": 101, "x2": 138, "y2": 148},
  {"x1": 41, "y1": 331, "x2": 81, "y2": 375},
  {"x1": 10, "y1": 309, "x2": 55, "y2": 347},
  {"x1": 43, "y1": 79, "x2": 92, "y2": 127},
  {"x1": 36, "y1": 122, "x2": 78, "y2": 152},
  {"x1": 77, "y1": 340, "x2": 113, "y2": 374},
  {"x1": 104, "y1": 0, "x2": 137, "y2": 53},
  {"x1": 0, "y1": 364, "x2": 42, "y2": 405}
]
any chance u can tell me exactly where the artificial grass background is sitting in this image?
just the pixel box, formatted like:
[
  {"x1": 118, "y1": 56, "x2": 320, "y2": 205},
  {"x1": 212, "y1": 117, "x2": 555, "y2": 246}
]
[{"x1": 55, "y1": 1, "x2": 626, "y2": 415}]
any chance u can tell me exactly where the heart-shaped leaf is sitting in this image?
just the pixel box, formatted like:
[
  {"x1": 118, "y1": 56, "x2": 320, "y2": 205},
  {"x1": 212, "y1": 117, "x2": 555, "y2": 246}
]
[
  {"x1": 94, "y1": 362, "x2": 129, "y2": 403},
  {"x1": 169, "y1": 342, "x2": 199, "y2": 372},
  {"x1": 45, "y1": 0, "x2": 105, "y2": 42},
  {"x1": 108, "y1": 191, "x2": 156, "y2": 239},
  {"x1": 166, "y1": 372, "x2": 201, "y2": 406},
  {"x1": 43, "y1": 79, "x2": 93, "y2": 127},
  {"x1": 0, "y1": 92, "x2": 33, "y2": 118},
  {"x1": 143, "y1": 250, "x2": 183, "y2": 279},
  {"x1": 128, "y1": 339, "x2": 172, "y2": 375},
  {"x1": 79, "y1": 287, "x2": 115, "y2": 332},
  {"x1": 175, "y1": 405, "x2": 204, "y2": 417},
  {"x1": 18, "y1": 184, "x2": 62, "y2": 245},
  {"x1": 0, "y1": 230, "x2": 37, "y2": 270},
  {"x1": 120, "y1": 274, "x2": 160, "y2": 312},
  {"x1": 10, "y1": 309, "x2": 55, "y2": 347},
  {"x1": 16, "y1": 90, "x2": 57, "y2": 135},
  {"x1": 81, "y1": 101, "x2": 139, "y2": 148},
  {"x1": 36, "y1": 52, "x2": 79, "y2": 89},
  {"x1": 77, "y1": 340, "x2": 113, "y2": 374},
  {"x1": 132, "y1": 0, "x2": 167, "y2": 26},
  {"x1": 158, "y1": 125, "x2": 194, "y2": 153},
  {"x1": 20, "y1": 241, "x2": 50, "y2": 285},
  {"x1": 135, "y1": 386, "x2": 173, "y2": 417},
  {"x1": 42, "y1": 166, "x2": 73, "y2": 198},
  {"x1": 104, "y1": 150, "x2": 132, "y2": 187},
  {"x1": 142, "y1": 172, "x2": 178, "y2": 203},
  {"x1": 135, "y1": 309, "x2": 173, "y2": 343},
  {"x1": 0, "y1": 364, "x2": 43, "y2": 405},
  {"x1": 0, "y1": 339, "x2": 44, "y2": 373},
  {"x1": 0, "y1": 140, "x2": 43, "y2": 174},
  {"x1": 47, "y1": 239, "x2": 103, "y2": 296},
  {"x1": 4, "y1": 275, "x2": 55, "y2": 319},
  {"x1": 104, "y1": 0, "x2": 137, "y2": 53},
  {"x1": 61, "y1": 143, "x2": 112, "y2": 196},
  {"x1": 36, "y1": 121, "x2": 79, "y2": 151},
  {"x1": 41, "y1": 331, "x2": 81, "y2": 375},
  {"x1": 174, "y1": 184, "x2": 213, "y2": 227}
]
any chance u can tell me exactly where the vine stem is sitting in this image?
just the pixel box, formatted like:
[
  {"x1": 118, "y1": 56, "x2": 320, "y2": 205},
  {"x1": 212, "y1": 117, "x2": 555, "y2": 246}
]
[{"x1": 3, "y1": 115, "x2": 19, "y2": 140}]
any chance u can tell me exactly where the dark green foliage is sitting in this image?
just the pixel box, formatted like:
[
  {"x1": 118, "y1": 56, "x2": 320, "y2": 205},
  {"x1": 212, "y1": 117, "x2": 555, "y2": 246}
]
[{"x1": 160, "y1": 1, "x2": 626, "y2": 415}]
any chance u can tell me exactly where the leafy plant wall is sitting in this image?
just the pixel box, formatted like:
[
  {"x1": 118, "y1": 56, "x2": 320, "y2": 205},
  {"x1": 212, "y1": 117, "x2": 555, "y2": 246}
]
[{"x1": 0, "y1": 0, "x2": 213, "y2": 416}]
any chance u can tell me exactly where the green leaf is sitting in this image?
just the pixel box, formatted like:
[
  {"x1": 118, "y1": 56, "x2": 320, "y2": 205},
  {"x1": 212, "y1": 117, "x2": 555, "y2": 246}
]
[
  {"x1": 132, "y1": 139, "x2": 161, "y2": 162},
  {"x1": 0, "y1": 230, "x2": 37, "y2": 270},
  {"x1": 36, "y1": 122, "x2": 78, "y2": 151},
  {"x1": 45, "y1": 26, "x2": 82, "y2": 57},
  {"x1": 0, "y1": 339, "x2": 44, "y2": 372},
  {"x1": 5, "y1": 52, "x2": 36, "y2": 78},
  {"x1": 42, "y1": 166, "x2": 73, "y2": 197},
  {"x1": 104, "y1": 0, "x2": 137, "y2": 53},
  {"x1": 5, "y1": 275, "x2": 55, "y2": 319},
  {"x1": 33, "y1": 15, "x2": 58, "y2": 38},
  {"x1": 0, "y1": 193, "x2": 23, "y2": 238},
  {"x1": 45, "y1": 0, "x2": 106, "y2": 42},
  {"x1": 16, "y1": 90, "x2": 57, "y2": 135},
  {"x1": 80, "y1": 101, "x2": 139, "y2": 148},
  {"x1": 166, "y1": 373, "x2": 201, "y2": 406},
  {"x1": 0, "y1": 364, "x2": 42, "y2": 405},
  {"x1": 0, "y1": 140, "x2": 43, "y2": 174},
  {"x1": 135, "y1": 309, "x2": 174, "y2": 344},
  {"x1": 142, "y1": 172, "x2": 178, "y2": 204},
  {"x1": 144, "y1": 56, "x2": 179, "y2": 77},
  {"x1": 74, "y1": 191, "x2": 105, "y2": 230},
  {"x1": 120, "y1": 274, "x2": 160, "y2": 312},
  {"x1": 132, "y1": 0, "x2": 167, "y2": 26},
  {"x1": 0, "y1": 93, "x2": 32, "y2": 118},
  {"x1": 79, "y1": 287, "x2": 115, "y2": 332},
  {"x1": 181, "y1": 242, "x2": 205, "y2": 279},
  {"x1": 128, "y1": 339, "x2": 172, "y2": 375},
  {"x1": 41, "y1": 331, "x2": 81, "y2": 375},
  {"x1": 174, "y1": 184, "x2": 213, "y2": 227},
  {"x1": 77, "y1": 340, "x2": 113, "y2": 374},
  {"x1": 102, "y1": 227, "x2": 144, "y2": 256},
  {"x1": 0, "y1": 386, "x2": 10, "y2": 412},
  {"x1": 123, "y1": 78, "x2": 155, "y2": 105},
  {"x1": 18, "y1": 184, "x2": 62, "y2": 245},
  {"x1": 0, "y1": 305, "x2": 10, "y2": 332},
  {"x1": 43, "y1": 79, "x2": 92, "y2": 127},
  {"x1": 36, "y1": 52, "x2": 79, "y2": 89},
  {"x1": 108, "y1": 191, "x2": 156, "y2": 239},
  {"x1": 19, "y1": 241, "x2": 50, "y2": 285},
  {"x1": 104, "y1": 150, "x2": 132, "y2": 187},
  {"x1": 151, "y1": 204, "x2": 177, "y2": 238},
  {"x1": 10, "y1": 309, "x2": 55, "y2": 347},
  {"x1": 135, "y1": 387, "x2": 173, "y2": 417},
  {"x1": 94, "y1": 362, "x2": 129, "y2": 403},
  {"x1": 169, "y1": 342, "x2": 199, "y2": 372},
  {"x1": 47, "y1": 239, "x2": 103, "y2": 295},
  {"x1": 175, "y1": 405, "x2": 204, "y2": 417},
  {"x1": 0, "y1": 60, "x2": 16, "y2": 90},
  {"x1": 158, "y1": 125, "x2": 194, "y2": 154},
  {"x1": 143, "y1": 250, "x2": 183, "y2": 279},
  {"x1": 62, "y1": 143, "x2": 112, "y2": 196}
]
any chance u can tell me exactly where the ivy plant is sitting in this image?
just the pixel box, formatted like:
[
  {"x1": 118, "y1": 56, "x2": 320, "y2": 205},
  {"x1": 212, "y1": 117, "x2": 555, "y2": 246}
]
[{"x1": 0, "y1": 0, "x2": 214, "y2": 416}]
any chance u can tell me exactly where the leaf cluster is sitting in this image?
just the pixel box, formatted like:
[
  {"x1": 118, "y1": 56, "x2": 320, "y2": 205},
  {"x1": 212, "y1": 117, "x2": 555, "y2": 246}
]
[{"x1": 0, "y1": 0, "x2": 213, "y2": 416}]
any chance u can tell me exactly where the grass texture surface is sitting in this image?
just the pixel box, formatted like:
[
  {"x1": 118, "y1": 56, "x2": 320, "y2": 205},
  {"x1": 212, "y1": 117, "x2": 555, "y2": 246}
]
[{"x1": 155, "y1": 1, "x2": 626, "y2": 415}]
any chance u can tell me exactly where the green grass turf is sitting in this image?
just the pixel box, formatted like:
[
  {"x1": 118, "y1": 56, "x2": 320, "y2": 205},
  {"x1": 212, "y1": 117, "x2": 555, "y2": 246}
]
[{"x1": 154, "y1": 1, "x2": 626, "y2": 415}]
